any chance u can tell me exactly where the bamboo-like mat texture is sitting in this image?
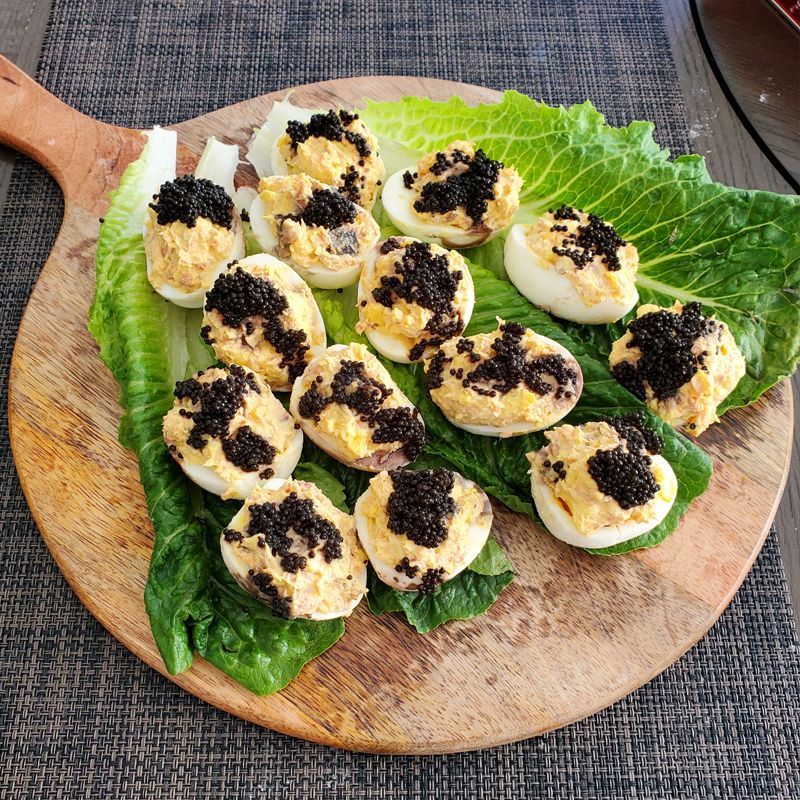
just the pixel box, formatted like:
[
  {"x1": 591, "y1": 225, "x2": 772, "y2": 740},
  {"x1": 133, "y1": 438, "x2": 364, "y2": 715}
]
[{"x1": 1, "y1": 1, "x2": 798, "y2": 797}]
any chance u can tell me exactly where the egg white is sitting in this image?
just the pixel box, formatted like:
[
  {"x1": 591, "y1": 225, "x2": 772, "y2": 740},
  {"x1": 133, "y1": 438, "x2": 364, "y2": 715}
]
[
  {"x1": 530, "y1": 454, "x2": 677, "y2": 549},
  {"x1": 381, "y1": 169, "x2": 499, "y2": 249},
  {"x1": 431, "y1": 335, "x2": 583, "y2": 438},
  {"x1": 178, "y1": 426, "x2": 303, "y2": 500},
  {"x1": 248, "y1": 194, "x2": 364, "y2": 289},
  {"x1": 288, "y1": 344, "x2": 423, "y2": 471},
  {"x1": 354, "y1": 473, "x2": 492, "y2": 590},
  {"x1": 504, "y1": 224, "x2": 638, "y2": 325},
  {"x1": 145, "y1": 136, "x2": 246, "y2": 308},
  {"x1": 220, "y1": 478, "x2": 367, "y2": 620},
  {"x1": 245, "y1": 99, "x2": 316, "y2": 178},
  {"x1": 357, "y1": 242, "x2": 476, "y2": 364}
]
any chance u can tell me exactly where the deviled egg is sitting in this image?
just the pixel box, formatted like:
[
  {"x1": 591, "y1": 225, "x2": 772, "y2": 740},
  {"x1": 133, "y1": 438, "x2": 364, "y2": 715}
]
[
  {"x1": 382, "y1": 140, "x2": 522, "y2": 248},
  {"x1": 220, "y1": 477, "x2": 368, "y2": 619},
  {"x1": 289, "y1": 343, "x2": 426, "y2": 471},
  {"x1": 504, "y1": 205, "x2": 639, "y2": 324},
  {"x1": 144, "y1": 136, "x2": 246, "y2": 307},
  {"x1": 356, "y1": 236, "x2": 475, "y2": 363},
  {"x1": 246, "y1": 99, "x2": 385, "y2": 209},
  {"x1": 527, "y1": 413, "x2": 678, "y2": 549},
  {"x1": 163, "y1": 365, "x2": 302, "y2": 500},
  {"x1": 354, "y1": 468, "x2": 492, "y2": 592},
  {"x1": 249, "y1": 174, "x2": 380, "y2": 288},
  {"x1": 425, "y1": 320, "x2": 583, "y2": 437},
  {"x1": 609, "y1": 301, "x2": 746, "y2": 436},
  {"x1": 201, "y1": 253, "x2": 326, "y2": 391}
]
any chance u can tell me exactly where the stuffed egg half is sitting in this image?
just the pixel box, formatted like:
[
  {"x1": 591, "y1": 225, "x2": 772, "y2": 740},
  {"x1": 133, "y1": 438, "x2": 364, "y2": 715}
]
[
  {"x1": 609, "y1": 301, "x2": 746, "y2": 436},
  {"x1": 382, "y1": 140, "x2": 522, "y2": 248},
  {"x1": 354, "y1": 468, "x2": 492, "y2": 592},
  {"x1": 144, "y1": 135, "x2": 246, "y2": 307},
  {"x1": 527, "y1": 413, "x2": 677, "y2": 549},
  {"x1": 289, "y1": 343, "x2": 426, "y2": 471},
  {"x1": 202, "y1": 253, "x2": 326, "y2": 392},
  {"x1": 356, "y1": 236, "x2": 475, "y2": 363},
  {"x1": 504, "y1": 205, "x2": 639, "y2": 324},
  {"x1": 163, "y1": 365, "x2": 302, "y2": 499},
  {"x1": 425, "y1": 320, "x2": 582, "y2": 437},
  {"x1": 221, "y1": 477, "x2": 367, "y2": 620},
  {"x1": 249, "y1": 174, "x2": 380, "y2": 288},
  {"x1": 246, "y1": 99, "x2": 385, "y2": 209}
]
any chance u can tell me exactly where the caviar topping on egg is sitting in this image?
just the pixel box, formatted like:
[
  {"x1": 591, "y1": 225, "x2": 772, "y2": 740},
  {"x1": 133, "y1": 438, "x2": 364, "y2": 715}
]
[
  {"x1": 354, "y1": 469, "x2": 493, "y2": 592},
  {"x1": 220, "y1": 478, "x2": 368, "y2": 620},
  {"x1": 248, "y1": 174, "x2": 380, "y2": 288},
  {"x1": 163, "y1": 366, "x2": 302, "y2": 499},
  {"x1": 275, "y1": 109, "x2": 384, "y2": 209},
  {"x1": 609, "y1": 301, "x2": 746, "y2": 436},
  {"x1": 527, "y1": 412, "x2": 678, "y2": 549},
  {"x1": 504, "y1": 205, "x2": 639, "y2": 324},
  {"x1": 201, "y1": 254, "x2": 326, "y2": 392},
  {"x1": 382, "y1": 140, "x2": 523, "y2": 248},
  {"x1": 289, "y1": 343, "x2": 426, "y2": 471},
  {"x1": 424, "y1": 321, "x2": 583, "y2": 437},
  {"x1": 356, "y1": 237, "x2": 475, "y2": 363}
]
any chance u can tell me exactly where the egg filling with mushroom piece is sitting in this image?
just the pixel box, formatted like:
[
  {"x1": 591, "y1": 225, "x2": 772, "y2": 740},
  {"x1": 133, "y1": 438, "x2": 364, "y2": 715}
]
[
  {"x1": 382, "y1": 140, "x2": 523, "y2": 248},
  {"x1": 425, "y1": 321, "x2": 583, "y2": 437},
  {"x1": 163, "y1": 366, "x2": 302, "y2": 500},
  {"x1": 273, "y1": 109, "x2": 384, "y2": 209},
  {"x1": 201, "y1": 254, "x2": 326, "y2": 392},
  {"x1": 220, "y1": 478, "x2": 368, "y2": 620},
  {"x1": 144, "y1": 175, "x2": 246, "y2": 307},
  {"x1": 356, "y1": 236, "x2": 475, "y2": 363},
  {"x1": 289, "y1": 343, "x2": 426, "y2": 471},
  {"x1": 504, "y1": 205, "x2": 639, "y2": 324},
  {"x1": 354, "y1": 469, "x2": 493, "y2": 592},
  {"x1": 609, "y1": 301, "x2": 746, "y2": 436},
  {"x1": 527, "y1": 413, "x2": 678, "y2": 549},
  {"x1": 249, "y1": 174, "x2": 380, "y2": 288}
]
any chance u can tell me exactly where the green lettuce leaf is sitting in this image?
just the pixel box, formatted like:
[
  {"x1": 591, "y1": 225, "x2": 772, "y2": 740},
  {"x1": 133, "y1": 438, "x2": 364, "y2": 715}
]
[
  {"x1": 89, "y1": 158, "x2": 343, "y2": 691},
  {"x1": 361, "y1": 92, "x2": 800, "y2": 413},
  {"x1": 366, "y1": 538, "x2": 514, "y2": 634}
]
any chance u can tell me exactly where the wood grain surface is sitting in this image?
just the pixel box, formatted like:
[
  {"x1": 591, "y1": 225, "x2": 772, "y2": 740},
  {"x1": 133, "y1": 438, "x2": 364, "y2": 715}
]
[{"x1": 1, "y1": 57, "x2": 793, "y2": 754}]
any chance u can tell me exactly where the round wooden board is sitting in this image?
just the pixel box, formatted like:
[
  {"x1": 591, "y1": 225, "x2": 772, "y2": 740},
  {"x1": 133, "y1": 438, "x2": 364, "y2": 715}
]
[{"x1": 2, "y1": 63, "x2": 793, "y2": 754}]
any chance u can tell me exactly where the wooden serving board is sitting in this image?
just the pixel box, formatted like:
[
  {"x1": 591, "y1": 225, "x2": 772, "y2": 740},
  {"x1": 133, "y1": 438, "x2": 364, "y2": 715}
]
[{"x1": 2, "y1": 58, "x2": 793, "y2": 754}]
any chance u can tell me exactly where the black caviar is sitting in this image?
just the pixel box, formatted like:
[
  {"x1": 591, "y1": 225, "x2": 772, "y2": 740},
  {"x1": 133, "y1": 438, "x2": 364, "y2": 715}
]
[
  {"x1": 247, "y1": 491, "x2": 344, "y2": 573},
  {"x1": 386, "y1": 469, "x2": 455, "y2": 548},
  {"x1": 395, "y1": 557, "x2": 419, "y2": 578},
  {"x1": 372, "y1": 240, "x2": 465, "y2": 361},
  {"x1": 203, "y1": 266, "x2": 310, "y2": 381},
  {"x1": 408, "y1": 147, "x2": 503, "y2": 226},
  {"x1": 286, "y1": 110, "x2": 372, "y2": 203},
  {"x1": 418, "y1": 568, "x2": 446, "y2": 595},
  {"x1": 150, "y1": 175, "x2": 233, "y2": 229},
  {"x1": 173, "y1": 365, "x2": 260, "y2": 450},
  {"x1": 249, "y1": 570, "x2": 291, "y2": 618},
  {"x1": 298, "y1": 360, "x2": 426, "y2": 461},
  {"x1": 549, "y1": 205, "x2": 626, "y2": 270},
  {"x1": 221, "y1": 425, "x2": 276, "y2": 478},
  {"x1": 585, "y1": 412, "x2": 664, "y2": 510},
  {"x1": 427, "y1": 322, "x2": 578, "y2": 399},
  {"x1": 287, "y1": 188, "x2": 357, "y2": 229},
  {"x1": 611, "y1": 302, "x2": 717, "y2": 401}
]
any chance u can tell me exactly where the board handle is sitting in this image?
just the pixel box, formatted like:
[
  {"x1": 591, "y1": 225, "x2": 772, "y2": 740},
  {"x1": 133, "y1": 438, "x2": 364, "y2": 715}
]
[{"x1": 0, "y1": 56, "x2": 140, "y2": 210}]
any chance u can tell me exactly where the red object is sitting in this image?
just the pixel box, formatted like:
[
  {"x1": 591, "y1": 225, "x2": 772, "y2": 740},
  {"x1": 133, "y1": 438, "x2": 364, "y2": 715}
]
[{"x1": 767, "y1": 0, "x2": 800, "y2": 30}]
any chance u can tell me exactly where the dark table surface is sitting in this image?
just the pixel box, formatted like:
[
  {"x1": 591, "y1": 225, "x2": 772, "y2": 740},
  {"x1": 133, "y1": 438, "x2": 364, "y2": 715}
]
[{"x1": 0, "y1": 0, "x2": 798, "y2": 796}]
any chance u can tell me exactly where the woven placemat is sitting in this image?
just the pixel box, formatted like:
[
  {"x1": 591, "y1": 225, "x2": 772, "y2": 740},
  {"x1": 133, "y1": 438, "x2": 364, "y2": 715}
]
[{"x1": 1, "y1": 1, "x2": 799, "y2": 797}]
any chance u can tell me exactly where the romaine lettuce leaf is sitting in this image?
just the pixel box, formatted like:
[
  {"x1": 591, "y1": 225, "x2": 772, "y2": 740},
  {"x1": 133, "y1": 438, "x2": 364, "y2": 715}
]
[
  {"x1": 361, "y1": 92, "x2": 800, "y2": 413},
  {"x1": 366, "y1": 536, "x2": 514, "y2": 634},
  {"x1": 90, "y1": 171, "x2": 343, "y2": 690}
]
